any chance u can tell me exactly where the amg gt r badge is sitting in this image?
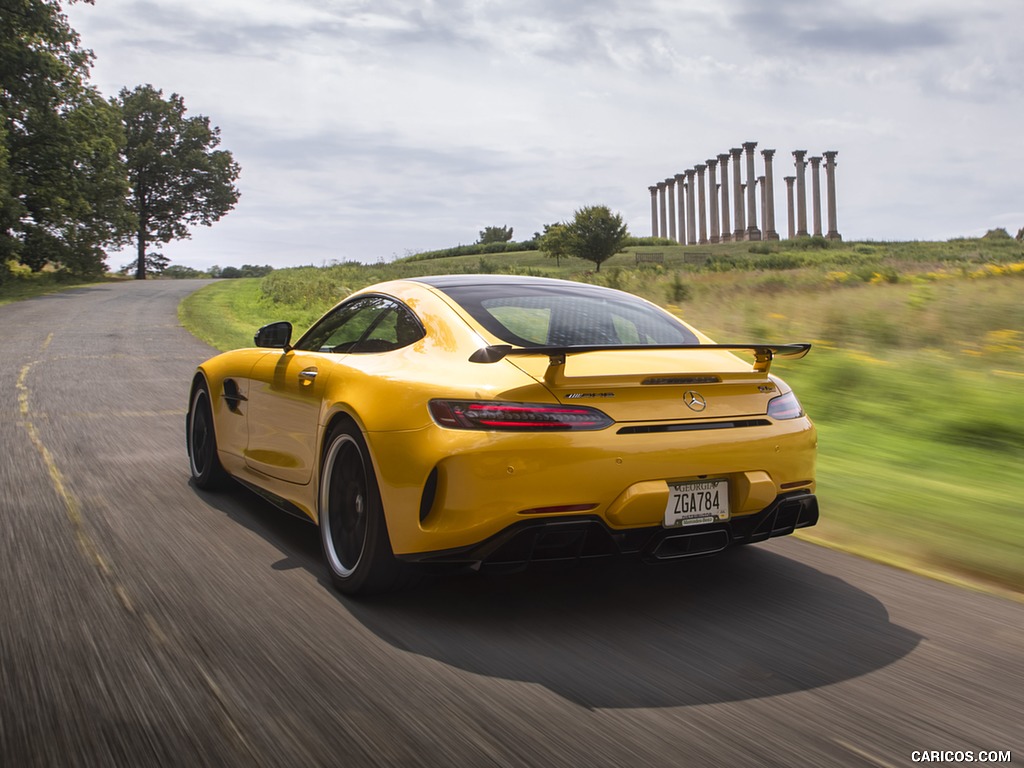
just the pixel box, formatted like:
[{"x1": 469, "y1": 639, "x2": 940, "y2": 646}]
[{"x1": 683, "y1": 390, "x2": 707, "y2": 412}]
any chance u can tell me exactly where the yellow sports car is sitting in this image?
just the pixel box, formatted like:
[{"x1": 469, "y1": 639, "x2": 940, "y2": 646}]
[{"x1": 187, "y1": 275, "x2": 818, "y2": 594}]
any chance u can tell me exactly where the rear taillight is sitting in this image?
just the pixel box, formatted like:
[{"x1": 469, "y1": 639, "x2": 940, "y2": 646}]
[
  {"x1": 767, "y1": 391, "x2": 804, "y2": 420},
  {"x1": 429, "y1": 400, "x2": 613, "y2": 431}
]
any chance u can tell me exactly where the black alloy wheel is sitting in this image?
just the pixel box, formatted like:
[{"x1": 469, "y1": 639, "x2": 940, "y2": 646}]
[
  {"x1": 188, "y1": 381, "x2": 229, "y2": 490},
  {"x1": 319, "y1": 423, "x2": 407, "y2": 595}
]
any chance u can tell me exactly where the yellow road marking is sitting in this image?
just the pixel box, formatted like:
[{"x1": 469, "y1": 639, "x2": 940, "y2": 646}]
[{"x1": 17, "y1": 353, "x2": 114, "y2": 582}]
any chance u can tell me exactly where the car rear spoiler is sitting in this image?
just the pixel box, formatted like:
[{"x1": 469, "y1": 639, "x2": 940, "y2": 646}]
[{"x1": 469, "y1": 342, "x2": 811, "y2": 376}]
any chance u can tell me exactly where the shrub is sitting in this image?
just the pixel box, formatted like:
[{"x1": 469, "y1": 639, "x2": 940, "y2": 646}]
[
  {"x1": 789, "y1": 235, "x2": 831, "y2": 250},
  {"x1": 982, "y1": 228, "x2": 1012, "y2": 240},
  {"x1": 667, "y1": 272, "x2": 691, "y2": 303}
]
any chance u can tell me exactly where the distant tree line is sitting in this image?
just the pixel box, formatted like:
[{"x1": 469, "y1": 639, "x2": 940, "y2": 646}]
[
  {"x1": 1, "y1": 0, "x2": 240, "y2": 283},
  {"x1": 402, "y1": 209, "x2": 654, "y2": 271},
  {"x1": 113, "y1": 261, "x2": 274, "y2": 279}
]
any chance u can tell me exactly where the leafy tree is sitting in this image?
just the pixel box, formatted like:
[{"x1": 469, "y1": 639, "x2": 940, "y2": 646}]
[
  {"x1": 478, "y1": 225, "x2": 513, "y2": 244},
  {"x1": 162, "y1": 263, "x2": 205, "y2": 279},
  {"x1": 237, "y1": 263, "x2": 273, "y2": 277},
  {"x1": 120, "y1": 250, "x2": 169, "y2": 276},
  {"x1": 116, "y1": 84, "x2": 240, "y2": 279},
  {"x1": 539, "y1": 222, "x2": 572, "y2": 267},
  {"x1": 2, "y1": 0, "x2": 132, "y2": 275},
  {"x1": 565, "y1": 205, "x2": 629, "y2": 272}
]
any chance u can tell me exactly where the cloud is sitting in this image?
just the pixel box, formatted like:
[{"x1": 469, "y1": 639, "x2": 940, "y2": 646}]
[
  {"x1": 730, "y1": 1, "x2": 958, "y2": 55},
  {"x1": 65, "y1": 0, "x2": 1024, "y2": 269}
]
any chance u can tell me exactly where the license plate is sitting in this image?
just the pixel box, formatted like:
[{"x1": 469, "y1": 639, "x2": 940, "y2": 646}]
[{"x1": 664, "y1": 479, "x2": 730, "y2": 527}]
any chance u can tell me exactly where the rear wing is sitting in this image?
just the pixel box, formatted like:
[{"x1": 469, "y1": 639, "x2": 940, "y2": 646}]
[{"x1": 469, "y1": 343, "x2": 811, "y2": 378}]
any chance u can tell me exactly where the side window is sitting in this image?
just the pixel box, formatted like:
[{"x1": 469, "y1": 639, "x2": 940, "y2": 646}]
[
  {"x1": 350, "y1": 303, "x2": 425, "y2": 353},
  {"x1": 294, "y1": 297, "x2": 424, "y2": 353}
]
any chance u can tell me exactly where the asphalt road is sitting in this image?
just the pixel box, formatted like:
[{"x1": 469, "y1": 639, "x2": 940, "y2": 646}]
[{"x1": 1, "y1": 280, "x2": 1021, "y2": 768}]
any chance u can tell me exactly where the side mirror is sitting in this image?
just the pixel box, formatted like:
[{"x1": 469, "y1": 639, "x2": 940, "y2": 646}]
[{"x1": 254, "y1": 321, "x2": 292, "y2": 350}]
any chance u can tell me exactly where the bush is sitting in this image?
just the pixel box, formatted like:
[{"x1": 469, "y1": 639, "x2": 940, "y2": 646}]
[
  {"x1": 982, "y1": 228, "x2": 1012, "y2": 240},
  {"x1": 667, "y1": 272, "x2": 691, "y2": 303},
  {"x1": 755, "y1": 252, "x2": 806, "y2": 270},
  {"x1": 789, "y1": 235, "x2": 831, "y2": 250}
]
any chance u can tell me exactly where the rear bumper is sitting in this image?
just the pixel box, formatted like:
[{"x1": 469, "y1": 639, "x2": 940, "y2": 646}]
[{"x1": 398, "y1": 491, "x2": 818, "y2": 570}]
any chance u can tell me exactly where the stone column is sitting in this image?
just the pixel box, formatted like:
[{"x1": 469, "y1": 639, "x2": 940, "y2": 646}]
[
  {"x1": 809, "y1": 156, "x2": 823, "y2": 237},
  {"x1": 674, "y1": 173, "x2": 686, "y2": 244},
  {"x1": 743, "y1": 141, "x2": 761, "y2": 241},
  {"x1": 665, "y1": 177, "x2": 677, "y2": 243},
  {"x1": 717, "y1": 153, "x2": 732, "y2": 242},
  {"x1": 706, "y1": 159, "x2": 720, "y2": 244},
  {"x1": 695, "y1": 164, "x2": 708, "y2": 244},
  {"x1": 824, "y1": 150, "x2": 841, "y2": 240},
  {"x1": 761, "y1": 148, "x2": 779, "y2": 240},
  {"x1": 793, "y1": 150, "x2": 808, "y2": 237},
  {"x1": 649, "y1": 185, "x2": 659, "y2": 238},
  {"x1": 784, "y1": 176, "x2": 796, "y2": 239},
  {"x1": 684, "y1": 169, "x2": 697, "y2": 245},
  {"x1": 757, "y1": 175, "x2": 766, "y2": 237},
  {"x1": 657, "y1": 181, "x2": 667, "y2": 240},
  {"x1": 730, "y1": 147, "x2": 745, "y2": 241}
]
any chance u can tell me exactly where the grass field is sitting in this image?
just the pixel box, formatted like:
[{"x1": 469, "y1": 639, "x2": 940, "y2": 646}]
[{"x1": 175, "y1": 236, "x2": 1024, "y2": 596}]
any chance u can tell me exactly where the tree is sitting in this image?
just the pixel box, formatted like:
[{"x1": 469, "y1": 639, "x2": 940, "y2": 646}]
[
  {"x1": 116, "y1": 85, "x2": 240, "y2": 279},
  {"x1": 2, "y1": 0, "x2": 132, "y2": 275},
  {"x1": 565, "y1": 205, "x2": 629, "y2": 272},
  {"x1": 120, "y1": 251, "x2": 169, "y2": 277},
  {"x1": 478, "y1": 225, "x2": 513, "y2": 244},
  {"x1": 539, "y1": 222, "x2": 572, "y2": 267}
]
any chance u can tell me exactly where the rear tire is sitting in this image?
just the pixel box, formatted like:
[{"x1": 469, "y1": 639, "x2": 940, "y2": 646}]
[
  {"x1": 319, "y1": 423, "x2": 406, "y2": 595},
  {"x1": 187, "y1": 381, "x2": 229, "y2": 490}
]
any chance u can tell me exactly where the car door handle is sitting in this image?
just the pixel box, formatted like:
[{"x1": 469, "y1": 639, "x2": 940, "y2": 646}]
[{"x1": 298, "y1": 368, "x2": 318, "y2": 382}]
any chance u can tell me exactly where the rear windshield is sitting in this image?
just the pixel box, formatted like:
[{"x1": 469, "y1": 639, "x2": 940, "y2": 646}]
[{"x1": 437, "y1": 282, "x2": 699, "y2": 347}]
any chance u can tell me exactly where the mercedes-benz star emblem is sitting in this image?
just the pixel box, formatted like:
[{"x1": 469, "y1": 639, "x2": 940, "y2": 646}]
[{"x1": 683, "y1": 390, "x2": 707, "y2": 412}]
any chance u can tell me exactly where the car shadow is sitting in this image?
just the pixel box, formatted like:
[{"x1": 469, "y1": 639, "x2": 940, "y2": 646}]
[{"x1": 199, "y1": 481, "x2": 923, "y2": 711}]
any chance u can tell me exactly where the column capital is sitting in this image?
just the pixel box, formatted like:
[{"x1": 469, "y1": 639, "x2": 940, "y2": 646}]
[
  {"x1": 761, "y1": 148, "x2": 776, "y2": 160},
  {"x1": 674, "y1": 173, "x2": 686, "y2": 183},
  {"x1": 706, "y1": 158, "x2": 718, "y2": 169},
  {"x1": 792, "y1": 149, "x2": 807, "y2": 162},
  {"x1": 823, "y1": 150, "x2": 839, "y2": 163},
  {"x1": 657, "y1": 180, "x2": 667, "y2": 189},
  {"x1": 730, "y1": 147, "x2": 743, "y2": 159},
  {"x1": 685, "y1": 168, "x2": 696, "y2": 180},
  {"x1": 784, "y1": 176, "x2": 796, "y2": 184},
  {"x1": 717, "y1": 152, "x2": 730, "y2": 164},
  {"x1": 809, "y1": 155, "x2": 822, "y2": 166},
  {"x1": 649, "y1": 185, "x2": 659, "y2": 194},
  {"x1": 694, "y1": 163, "x2": 706, "y2": 172},
  {"x1": 665, "y1": 177, "x2": 676, "y2": 186},
  {"x1": 742, "y1": 141, "x2": 758, "y2": 151}
]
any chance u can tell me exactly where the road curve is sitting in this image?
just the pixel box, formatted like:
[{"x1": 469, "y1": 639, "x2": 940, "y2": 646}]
[{"x1": 1, "y1": 280, "x2": 1020, "y2": 767}]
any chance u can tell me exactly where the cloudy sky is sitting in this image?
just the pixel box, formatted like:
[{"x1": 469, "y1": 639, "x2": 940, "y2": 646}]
[{"x1": 67, "y1": 0, "x2": 1023, "y2": 271}]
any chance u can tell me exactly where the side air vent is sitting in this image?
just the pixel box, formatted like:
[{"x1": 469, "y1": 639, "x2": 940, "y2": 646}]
[{"x1": 419, "y1": 468, "x2": 439, "y2": 522}]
